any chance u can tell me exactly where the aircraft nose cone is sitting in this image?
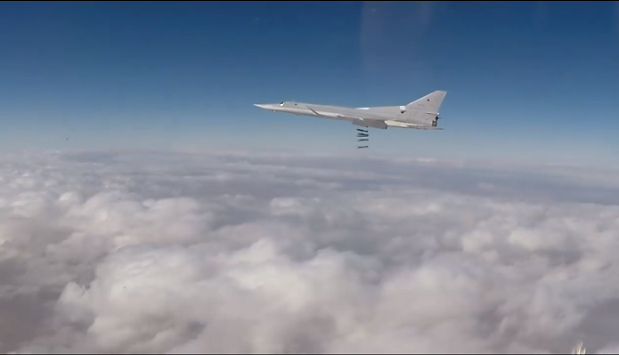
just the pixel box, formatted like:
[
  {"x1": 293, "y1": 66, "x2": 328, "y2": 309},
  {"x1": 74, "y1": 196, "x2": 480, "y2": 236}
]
[{"x1": 254, "y1": 104, "x2": 268, "y2": 109}]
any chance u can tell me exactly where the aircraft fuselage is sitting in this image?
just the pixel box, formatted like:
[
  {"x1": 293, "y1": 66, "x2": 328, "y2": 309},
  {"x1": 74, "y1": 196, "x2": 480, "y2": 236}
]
[{"x1": 254, "y1": 90, "x2": 446, "y2": 131}]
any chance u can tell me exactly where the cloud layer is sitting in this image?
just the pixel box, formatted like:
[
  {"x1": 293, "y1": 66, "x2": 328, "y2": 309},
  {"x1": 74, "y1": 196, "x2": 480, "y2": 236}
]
[{"x1": 1, "y1": 150, "x2": 619, "y2": 354}]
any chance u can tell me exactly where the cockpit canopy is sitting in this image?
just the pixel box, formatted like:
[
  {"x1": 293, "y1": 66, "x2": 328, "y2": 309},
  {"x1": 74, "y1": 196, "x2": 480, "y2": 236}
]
[{"x1": 279, "y1": 101, "x2": 298, "y2": 107}]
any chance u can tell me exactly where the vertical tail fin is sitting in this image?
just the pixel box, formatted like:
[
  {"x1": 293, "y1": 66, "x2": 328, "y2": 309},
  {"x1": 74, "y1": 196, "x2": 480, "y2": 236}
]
[
  {"x1": 400, "y1": 90, "x2": 447, "y2": 126},
  {"x1": 405, "y1": 90, "x2": 447, "y2": 114}
]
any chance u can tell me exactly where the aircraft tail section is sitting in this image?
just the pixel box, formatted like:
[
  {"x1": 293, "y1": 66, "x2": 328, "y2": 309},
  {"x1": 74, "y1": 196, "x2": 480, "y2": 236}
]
[
  {"x1": 397, "y1": 90, "x2": 446, "y2": 126},
  {"x1": 405, "y1": 90, "x2": 446, "y2": 114}
]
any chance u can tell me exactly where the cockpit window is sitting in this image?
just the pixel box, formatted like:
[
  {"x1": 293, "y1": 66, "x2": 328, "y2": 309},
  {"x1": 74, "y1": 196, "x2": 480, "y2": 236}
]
[{"x1": 279, "y1": 101, "x2": 284, "y2": 106}]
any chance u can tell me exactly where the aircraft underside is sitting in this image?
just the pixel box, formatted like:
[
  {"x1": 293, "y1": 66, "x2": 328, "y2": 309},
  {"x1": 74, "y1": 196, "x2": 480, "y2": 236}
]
[
  {"x1": 350, "y1": 119, "x2": 442, "y2": 149},
  {"x1": 352, "y1": 119, "x2": 388, "y2": 129},
  {"x1": 284, "y1": 106, "x2": 441, "y2": 149}
]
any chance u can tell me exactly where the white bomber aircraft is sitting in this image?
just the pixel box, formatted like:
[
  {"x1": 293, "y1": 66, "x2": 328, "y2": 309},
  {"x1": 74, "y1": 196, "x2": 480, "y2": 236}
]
[{"x1": 254, "y1": 90, "x2": 447, "y2": 148}]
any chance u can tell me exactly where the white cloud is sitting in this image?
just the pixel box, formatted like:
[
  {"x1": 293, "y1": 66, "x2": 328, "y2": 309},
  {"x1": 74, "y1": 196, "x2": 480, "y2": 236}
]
[{"x1": 1, "y1": 150, "x2": 619, "y2": 353}]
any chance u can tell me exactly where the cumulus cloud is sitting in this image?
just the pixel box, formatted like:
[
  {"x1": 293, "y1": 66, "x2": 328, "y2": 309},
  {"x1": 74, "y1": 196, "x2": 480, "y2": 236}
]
[{"x1": 1, "y1": 150, "x2": 619, "y2": 354}]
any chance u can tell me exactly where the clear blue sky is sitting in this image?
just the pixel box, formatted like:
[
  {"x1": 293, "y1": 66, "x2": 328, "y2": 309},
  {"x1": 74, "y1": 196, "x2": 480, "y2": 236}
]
[{"x1": 1, "y1": 1, "x2": 618, "y2": 166}]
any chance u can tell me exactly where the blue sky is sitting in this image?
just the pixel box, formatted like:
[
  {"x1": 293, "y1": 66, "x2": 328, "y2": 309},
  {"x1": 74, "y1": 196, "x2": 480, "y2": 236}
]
[{"x1": 1, "y1": 1, "x2": 618, "y2": 166}]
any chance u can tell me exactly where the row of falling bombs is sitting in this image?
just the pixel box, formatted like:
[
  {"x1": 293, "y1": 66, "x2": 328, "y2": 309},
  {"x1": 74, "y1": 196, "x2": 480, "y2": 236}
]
[{"x1": 357, "y1": 128, "x2": 369, "y2": 149}]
